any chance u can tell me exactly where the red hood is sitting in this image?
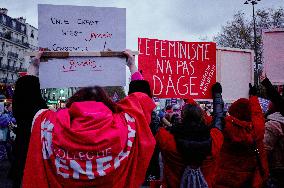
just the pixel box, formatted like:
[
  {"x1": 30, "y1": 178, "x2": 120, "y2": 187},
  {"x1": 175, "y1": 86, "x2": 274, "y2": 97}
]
[
  {"x1": 224, "y1": 116, "x2": 254, "y2": 144},
  {"x1": 70, "y1": 101, "x2": 112, "y2": 117},
  {"x1": 53, "y1": 101, "x2": 124, "y2": 152},
  {"x1": 63, "y1": 101, "x2": 113, "y2": 129}
]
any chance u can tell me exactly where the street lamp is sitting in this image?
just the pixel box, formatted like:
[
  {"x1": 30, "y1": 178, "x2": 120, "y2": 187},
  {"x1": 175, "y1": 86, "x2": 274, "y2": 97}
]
[{"x1": 244, "y1": 0, "x2": 261, "y2": 86}]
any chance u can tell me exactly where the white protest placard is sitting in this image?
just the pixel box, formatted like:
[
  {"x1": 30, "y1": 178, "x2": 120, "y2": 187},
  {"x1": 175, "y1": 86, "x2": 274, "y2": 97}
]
[
  {"x1": 38, "y1": 4, "x2": 126, "y2": 88},
  {"x1": 217, "y1": 48, "x2": 254, "y2": 102},
  {"x1": 263, "y1": 28, "x2": 284, "y2": 85}
]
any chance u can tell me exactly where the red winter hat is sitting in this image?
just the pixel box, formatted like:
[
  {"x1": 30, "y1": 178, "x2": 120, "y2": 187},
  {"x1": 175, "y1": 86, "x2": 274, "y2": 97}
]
[
  {"x1": 228, "y1": 98, "x2": 251, "y2": 122},
  {"x1": 184, "y1": 98, "x2": 198, "y2": 106}
]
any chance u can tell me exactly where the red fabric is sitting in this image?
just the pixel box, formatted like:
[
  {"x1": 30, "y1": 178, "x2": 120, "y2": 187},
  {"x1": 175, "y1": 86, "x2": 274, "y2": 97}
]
[
  {"x1": 18, "y1": 72, "x2": 27, "y2": 77},
  {"x1": 184, "y1": 98, "x2": 198, "y2": 106},
  {"x1": 23, "y1": 92, "x2": 156, "y2": 188},
  {"x1": 204, "y1": 112, "x2": 213, "y2": 127},
  {"x1": 228, "y1": 98, "x2": 251, "y2": 122},
  {"x1": 150, "y1": 180, "x2": 162, "y2": 188},
  {"x1": 155, "y1": 127, "x2": 223, "y2": 188},
  {"x1": 223, "y1": 116, "x2": 254, "y2": 145},
  {"x1": 215, "y1": 96, "x2": 269, "y2": 188}
]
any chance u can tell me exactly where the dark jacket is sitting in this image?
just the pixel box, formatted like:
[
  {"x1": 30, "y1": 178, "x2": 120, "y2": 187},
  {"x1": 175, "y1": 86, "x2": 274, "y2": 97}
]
[
  {"x1": 155, "y1": 92, "x2": 224, "y2": 188},
  {"x1": 10, "y1": 76, "x2": 47, "y2": 187}
]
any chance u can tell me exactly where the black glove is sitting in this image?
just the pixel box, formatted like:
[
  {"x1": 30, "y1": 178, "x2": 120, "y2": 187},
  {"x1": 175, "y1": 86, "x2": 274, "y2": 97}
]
[
  {"x1": 211, "y1": 82, "x2": 224, "y2": 131},
  {"x1": 212, "y1": 82, "x2": 222, "y2": 96},
  {"x1": 249, "y1": 83, "x2": 258, "y2": 96}
]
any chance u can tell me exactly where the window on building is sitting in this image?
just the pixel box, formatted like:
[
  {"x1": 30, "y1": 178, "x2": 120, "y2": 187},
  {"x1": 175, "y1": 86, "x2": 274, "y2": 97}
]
[
  {"x1": 2, "y1": 16, "x2": 6, "y2": 24},
  {"x1": 12, "y1": 20, "x2": 16, "y2": 28},
  {"x1": 21, "y1": 25, "x2": 25, "y2": 32},
  {"x1": 0, "y1": 57, "x2": 2, "y2": 67},
  {"x1": 4, "y1": 31, "x2": 12, "y2": 39},
  {"x1": 13, "y1": 61, "x2": 16, "y2": 68},
  {"x1": 22, "y1": 36, "x2": 25, "y2": 43},
  {"x1": 1, "y1": 42, "x2": 4, "y2": 51},
  {"x1": 31, "y1": 30, "x2": 34, "y2": 38},
  {"x1": 7, "y1": 45, "x2": 12, "y2": 52},
  {"x1": 7, "y1": 59, "x2": 10, "y2": 69}
]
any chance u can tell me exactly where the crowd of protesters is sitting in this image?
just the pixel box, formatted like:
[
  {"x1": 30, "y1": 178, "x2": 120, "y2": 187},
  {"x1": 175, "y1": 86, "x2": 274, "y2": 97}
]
[
  {"x1": 0, "y1": 49, "x2": 283, "y2": 188},
  {"x1": 0, "y1": 102, "x2": 16, "y2": 161}
]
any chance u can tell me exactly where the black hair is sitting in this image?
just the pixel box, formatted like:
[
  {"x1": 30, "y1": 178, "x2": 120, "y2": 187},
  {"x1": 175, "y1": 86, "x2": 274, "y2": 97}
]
[
  {"x1": 66, "y1": 86, "x2": 122, "y2": 113},
  {"x1": 171, "y1": 104, "x2": 211, "y2": 167}
]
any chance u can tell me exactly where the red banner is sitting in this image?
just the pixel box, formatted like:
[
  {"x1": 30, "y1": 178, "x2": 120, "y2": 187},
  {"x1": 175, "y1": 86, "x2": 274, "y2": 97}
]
[
  {"x1": 18, "y1": 72, "x2": 27, "y2": 77},
  {"x1": 138, "y1": 38, "x2": 216, "y2": 99}
]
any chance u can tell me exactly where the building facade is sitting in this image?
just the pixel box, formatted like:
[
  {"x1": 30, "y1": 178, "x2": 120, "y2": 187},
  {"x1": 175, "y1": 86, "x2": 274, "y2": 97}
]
[
  {"x1": 26, "y1": 23, "x2": 38, "y2": 51},
  {"x1": 0, "y1": 8, "x2": 36, "y2": 87}
]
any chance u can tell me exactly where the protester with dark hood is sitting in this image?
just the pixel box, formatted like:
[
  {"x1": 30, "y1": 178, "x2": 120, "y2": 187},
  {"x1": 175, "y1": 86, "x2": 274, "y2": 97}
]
[
  {"x1": 260, "y1": 75, "x2": 284, "y2": 187},
  {"x1": 155, "y1": 83, "x2": 224, "y2": 188},
  {"x1": 12, "y1": 50, "x2": 156, "y2": 188},
  {"x1": 214, "y1": 84, "x2": 269, "y2": 188},
  {"x1": 9, "y1": 52, "x2": 48, "y2": 188}
]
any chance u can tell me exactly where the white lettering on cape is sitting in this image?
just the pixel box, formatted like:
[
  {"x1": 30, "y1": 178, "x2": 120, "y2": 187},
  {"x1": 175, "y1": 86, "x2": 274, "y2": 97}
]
[
  {"x1": 42, "y1": 113, "x2": 136, "y2": 180},
  {"x1": 41, "y1": 119, "x2": 54, "y2": 159}
]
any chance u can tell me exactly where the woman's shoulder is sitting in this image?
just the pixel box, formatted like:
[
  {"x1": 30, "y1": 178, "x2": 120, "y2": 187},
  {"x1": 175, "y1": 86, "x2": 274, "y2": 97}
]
[{"x1": 117, "y1": 93, "x2": 155, "y2": 117}]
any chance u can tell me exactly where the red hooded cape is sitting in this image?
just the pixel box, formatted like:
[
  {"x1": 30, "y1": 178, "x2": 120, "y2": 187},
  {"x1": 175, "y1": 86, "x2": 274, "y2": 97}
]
[
  {"x1": 155, "y1": 99, "x2": 223, "y2": 188},
  {"x1": 23, "y1": 92, "x2": 156, "y2": 188},
  {"x1": 215, "y1": 96, "x2": 269, "y2": 188}
]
